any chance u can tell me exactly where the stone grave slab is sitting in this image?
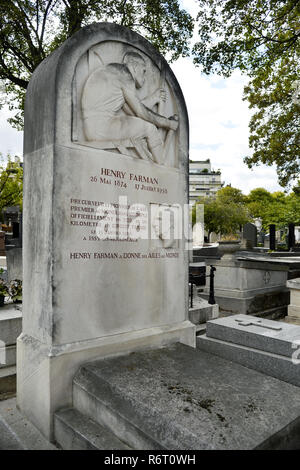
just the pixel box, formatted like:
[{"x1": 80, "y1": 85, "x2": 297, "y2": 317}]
[
  {"x1": 55, "y1": 343, "x2": 300, "y2": 450},
  {"x1": 197, "y1": 314, "x2": 300, "y2": 387}
]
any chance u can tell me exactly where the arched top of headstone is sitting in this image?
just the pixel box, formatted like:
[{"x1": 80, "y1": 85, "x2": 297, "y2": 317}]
[{"x1": 24, "y1": 22, "x2": 188, "y2": 170}]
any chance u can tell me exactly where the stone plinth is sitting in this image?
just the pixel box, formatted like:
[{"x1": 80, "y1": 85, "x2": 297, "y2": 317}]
[
  {"x1": 201, "y1": 257, "x2": 289, "y2": 319},
  {"x1": 0, "y1": 304, "x2": 22, "y2": 369},
  {"x1": 285, "y1": 278, "x2": 300, "y2": 325},
  {"x1": 18, "y1": 22, "x2": 195, "y2": 440}
]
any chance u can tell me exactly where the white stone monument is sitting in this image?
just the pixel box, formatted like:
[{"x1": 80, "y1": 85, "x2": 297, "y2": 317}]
[{"x1": 17, "y1": 23, "x2": 195, "y2": 439}]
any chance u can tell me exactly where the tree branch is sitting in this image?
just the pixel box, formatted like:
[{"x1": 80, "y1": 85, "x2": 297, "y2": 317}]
[{"x1": 0, "y1": 54, "x2": 28, "y2": 88}]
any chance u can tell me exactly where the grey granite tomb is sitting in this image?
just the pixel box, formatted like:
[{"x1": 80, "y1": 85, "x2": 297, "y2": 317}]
[
  {"x1": 197, "y1": 314, "x2": 300, "y2": 387},
  {"x1": 201, "y1": 256, "x2": 290, "y2": 318},
  {"x1": 242, "y1": 222, "x2": 257, "y2": 249},
  {"x1": 17, "y1": 22, "x2": 195, "y2": 440}
]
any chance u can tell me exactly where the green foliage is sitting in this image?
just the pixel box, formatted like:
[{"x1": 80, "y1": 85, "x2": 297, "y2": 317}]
[
  {"x1": 245, "y1": 187, "x2": 300, "y2": 230},
  {"x1": 0, "y1": 0, "x2": 194, "y2": 129},
  {"x1": 192, "y1": 186, "x2": 250, "y2": 238},
  {"x1": 0, "y1": 154, "x2": 23, "y2": 217},
  {"x1": 193, "y1": 0, "x2": 300, "y2": 187},
  {"x1": 194, "y1": 184, "x2": 300, "y2": 239},
  {"x1": 216, "y1": 186, "x2": 246, "y2": 205}
]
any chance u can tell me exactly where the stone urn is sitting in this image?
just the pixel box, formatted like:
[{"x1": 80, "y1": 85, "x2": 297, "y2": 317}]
[{"x1": 218, "y1": 240, "x2": 241, "y2": 259}]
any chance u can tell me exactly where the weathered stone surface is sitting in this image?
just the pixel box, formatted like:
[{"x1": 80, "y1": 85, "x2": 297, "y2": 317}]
[
  {"x1": 68, "y1": 343, "x2": 300, "y2": 450},
  {"x1": 0, "y1": 417, "x2": 23, "y2": 450},
  {"x1": 197, "y1": 334, "x2": 300, "y2": 388},
  {"x1": 0, "y1": 398, "x2": 57, "y2": 450}
]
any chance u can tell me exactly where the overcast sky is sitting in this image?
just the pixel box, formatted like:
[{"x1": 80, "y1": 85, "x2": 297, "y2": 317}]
[{"x1": 0, "y1": 0, "x2": 282, "y2": 194}]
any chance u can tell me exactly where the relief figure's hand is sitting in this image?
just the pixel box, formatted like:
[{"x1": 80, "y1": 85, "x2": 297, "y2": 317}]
[{"x1": 168, "y1": 114, "x2": 178, "y2": 131}]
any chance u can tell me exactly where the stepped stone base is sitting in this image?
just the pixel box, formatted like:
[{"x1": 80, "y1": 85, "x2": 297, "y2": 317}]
[
  {"x1": 55, "y1": 343, "x2": 300, "y2": 450},
  {"x1": 55, "y1": 408, "x2": 130, "y2": 450}
]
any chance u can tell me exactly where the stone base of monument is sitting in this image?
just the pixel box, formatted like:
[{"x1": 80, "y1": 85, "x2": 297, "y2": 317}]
[
  {"x1": 200, "y1": 257, "x2": 289, "y2": 318},
  {"x1": 53, "y1": 342, "x2": 300, "y2": 450},
  {"x1": 188, "y1": 297, "x2": 219, "y2": 326},
  {"x1": 17, "y1": 321, "x2": 195, "y2": 440},
  {"x1": 197, "y1": 314, "x2": 300, "y2": 388}
]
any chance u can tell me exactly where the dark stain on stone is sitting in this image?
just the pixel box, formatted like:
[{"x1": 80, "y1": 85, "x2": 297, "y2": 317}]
[
  {"x1": 216, "y1": 413, "x2": 226, "y2": 422},
  {"x1": 198, "y1": 398, "x2": 215, "y2": 413},
  {"x1": 183, "y1": 407, "x2": 191, "y2": 413},
  {"x1": 161, "y1": 381, "x2": 216, "y2": 414},
  {"x1": 244, "y1": 399, "x2": 259, "y2": 413}
]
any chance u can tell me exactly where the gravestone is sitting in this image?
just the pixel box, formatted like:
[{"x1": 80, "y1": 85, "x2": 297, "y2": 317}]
[
  {"x1": 288, "y1": 223, "x2": 296, "y2": 250},
  {"x1": 17, "y1": 22, "x2": 195, "y2": 439},
  {"x1": 0, "y1": 231, "x2": 5, "y2": 256},
  {"x1": 242, "y1": 222, "x2": 257, "y2": 249},
  {"x1": 269, "y1": 224, "x2": 276, "y2": 250}
]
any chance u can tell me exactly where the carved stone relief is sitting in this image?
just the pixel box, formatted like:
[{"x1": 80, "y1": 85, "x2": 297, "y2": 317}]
[{"x1": 72, "y1": 41, "x2": 179, "y2": 167}]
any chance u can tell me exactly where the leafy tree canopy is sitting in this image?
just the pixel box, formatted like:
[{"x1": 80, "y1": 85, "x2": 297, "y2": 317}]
[
  {"x1": 216, "y1": 185, "x2": 246, "y2": 205},
  {"x1": 0, "y1": 0, "x2": 194, "y2": 129},
  {"x1": 193, "y1": 184, "x2": 300, "y2": 239},
  {"x1": 192, "y1": 186, "x2": 250, "y2": 239},
  {"x1": 193, "y1": 0, "x2": 300, "y2": 187},
  {"x1": 245, "y1": 187, "x2": 300, "y2": 230}
]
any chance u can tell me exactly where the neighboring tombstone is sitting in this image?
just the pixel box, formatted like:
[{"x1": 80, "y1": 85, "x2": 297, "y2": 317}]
[
  {"x1": 269, "y1": 224, "x2": 276, "y2": 250},
  {"x1": 17, "y1": 23, "x2": 194, "y2": 439},
  {"x1": 242, "y1": 222, "x2": 257, "y2": 249},
  {"x1": 0, "y1": 232, "x2": 5, "y2": 256},
  {"x1": 288, "y1": 223, "x2": 295, "y2": 250}
]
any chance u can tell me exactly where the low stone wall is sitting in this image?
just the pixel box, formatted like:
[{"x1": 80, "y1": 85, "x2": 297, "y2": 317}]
[{"x1": 285, "y1": 278, "x2": 300, "y2": 325}]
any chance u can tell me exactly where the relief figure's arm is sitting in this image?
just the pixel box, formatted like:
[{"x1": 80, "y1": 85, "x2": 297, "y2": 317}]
[
  {"x1": 122, "y1": 87, "x2": 177, "y2": 131},
  {"x1": 141, "y1": 88, "x2": 166, "y2": 109}
]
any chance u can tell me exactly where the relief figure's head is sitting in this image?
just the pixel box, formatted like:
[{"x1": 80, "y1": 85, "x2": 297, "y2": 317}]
[{"x1": 123, "y1": 51, "x2": 146, "y2": 89}]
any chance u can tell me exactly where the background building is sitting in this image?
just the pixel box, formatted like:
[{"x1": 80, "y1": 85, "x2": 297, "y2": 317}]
[{"x1": 189, "y1": 159, "x2": 223, "y2": 205}]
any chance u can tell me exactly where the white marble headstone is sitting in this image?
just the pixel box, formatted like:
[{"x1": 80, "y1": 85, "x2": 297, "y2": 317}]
[{"x1": 17, "y1": 23, "x2": 194, "y2": 439}]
